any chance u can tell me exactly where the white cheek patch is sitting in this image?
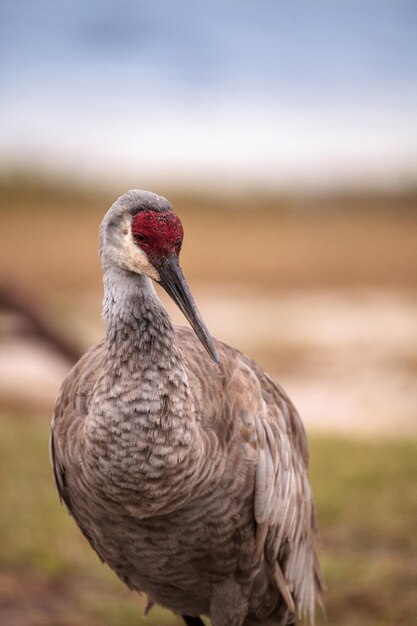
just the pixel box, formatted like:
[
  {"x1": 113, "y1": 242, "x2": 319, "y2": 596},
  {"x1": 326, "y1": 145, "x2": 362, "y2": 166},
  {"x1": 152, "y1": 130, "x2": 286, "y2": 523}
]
[{"x1": 119, "y1": 219, "x2": 160, "y2": 281}]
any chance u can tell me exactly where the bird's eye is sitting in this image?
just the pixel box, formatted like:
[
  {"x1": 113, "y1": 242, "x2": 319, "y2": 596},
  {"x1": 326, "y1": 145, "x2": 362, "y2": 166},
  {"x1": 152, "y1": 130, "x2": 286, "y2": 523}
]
[{"x1": 137, "y1": 234, "x2": 147, "y2": 243}]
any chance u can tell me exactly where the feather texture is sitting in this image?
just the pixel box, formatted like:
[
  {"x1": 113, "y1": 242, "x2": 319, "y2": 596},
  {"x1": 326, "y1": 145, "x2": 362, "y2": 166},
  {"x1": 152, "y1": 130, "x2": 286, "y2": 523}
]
[{"x1": 50, "y1": 190, "x2": 323, "y2": 626}]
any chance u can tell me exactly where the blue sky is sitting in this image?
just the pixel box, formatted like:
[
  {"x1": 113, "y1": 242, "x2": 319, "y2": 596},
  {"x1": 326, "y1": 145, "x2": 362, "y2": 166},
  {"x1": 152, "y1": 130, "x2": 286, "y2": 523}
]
[{"x1": 1, "y1": 0, "x2": 416, "y2": 189}]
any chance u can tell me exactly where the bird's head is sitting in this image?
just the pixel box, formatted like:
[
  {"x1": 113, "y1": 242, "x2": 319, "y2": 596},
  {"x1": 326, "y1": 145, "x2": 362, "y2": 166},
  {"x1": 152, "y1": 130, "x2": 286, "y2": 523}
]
[{"x1": 100, "y1": 190, "x2": 220, "y2": 364}]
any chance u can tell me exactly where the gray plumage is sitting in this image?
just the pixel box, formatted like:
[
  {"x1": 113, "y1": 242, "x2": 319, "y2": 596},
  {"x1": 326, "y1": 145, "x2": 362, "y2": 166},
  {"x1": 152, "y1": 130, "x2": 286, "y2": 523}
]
[{"x1": 50, "y1": 190, "x2": 323, "y2": 626}]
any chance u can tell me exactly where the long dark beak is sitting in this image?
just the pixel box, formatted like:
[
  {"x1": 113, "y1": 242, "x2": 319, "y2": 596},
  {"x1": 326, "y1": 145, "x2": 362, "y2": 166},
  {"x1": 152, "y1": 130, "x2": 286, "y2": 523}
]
[{"x1": 156, "y1": 255, "x2": 220, "y2": 365}]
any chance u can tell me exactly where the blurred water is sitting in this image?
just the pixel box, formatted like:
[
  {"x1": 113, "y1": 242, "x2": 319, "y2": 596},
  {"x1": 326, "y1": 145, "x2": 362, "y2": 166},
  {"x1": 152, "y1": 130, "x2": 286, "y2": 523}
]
[
  {"x1": 2, "y1": 1, "x2": 416, "y2": 95},
  {"x1": 1, "y1": 1, "x2": 416, "y2": 188}
]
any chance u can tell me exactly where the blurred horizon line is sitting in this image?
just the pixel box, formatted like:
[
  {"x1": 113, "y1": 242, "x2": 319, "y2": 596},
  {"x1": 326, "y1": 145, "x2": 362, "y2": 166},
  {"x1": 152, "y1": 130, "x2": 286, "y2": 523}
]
[{"x1": 2, "y1": 164, "x2": 417, "y2": 202}]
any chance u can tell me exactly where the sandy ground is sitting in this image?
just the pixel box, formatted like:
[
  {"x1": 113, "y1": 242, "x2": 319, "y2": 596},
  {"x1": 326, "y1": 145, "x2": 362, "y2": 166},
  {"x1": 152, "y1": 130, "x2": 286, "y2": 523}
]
[{"x1": 1, "y1": 286, "x2": 415, "y2": 437}]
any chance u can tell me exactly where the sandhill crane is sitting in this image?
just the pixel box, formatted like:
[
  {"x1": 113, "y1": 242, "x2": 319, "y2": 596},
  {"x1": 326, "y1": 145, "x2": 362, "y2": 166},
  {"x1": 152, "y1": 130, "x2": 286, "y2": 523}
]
[{"x1": 50, "y1": 190, "x2": 323, "y2": 626}]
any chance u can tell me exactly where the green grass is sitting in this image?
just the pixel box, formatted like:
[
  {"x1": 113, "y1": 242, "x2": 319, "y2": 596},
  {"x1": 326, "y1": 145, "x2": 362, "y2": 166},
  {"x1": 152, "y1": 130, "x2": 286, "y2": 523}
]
[
  {"x1": 0, "y1": 413, "x2": 416, "y2": 625},
  {"x1": 310, "y1": 438, "x2": 417, "y2": 625}
]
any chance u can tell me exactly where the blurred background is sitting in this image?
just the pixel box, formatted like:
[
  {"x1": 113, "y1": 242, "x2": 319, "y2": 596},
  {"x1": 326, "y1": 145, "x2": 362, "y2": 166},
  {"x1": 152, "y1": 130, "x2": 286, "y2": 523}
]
[{"x1": 0, "y1": 1, "x2": 416, "y2": 625}]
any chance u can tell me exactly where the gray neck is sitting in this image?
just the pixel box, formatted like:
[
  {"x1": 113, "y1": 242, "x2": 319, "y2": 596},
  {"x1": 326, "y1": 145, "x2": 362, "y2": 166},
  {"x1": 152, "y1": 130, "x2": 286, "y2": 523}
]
[
  {"x1": 86, "y1": 266, "x2": 202, "y2": 516},
  {"x1": 102, "y1": 266, "x2": 180, "y2": 368}
]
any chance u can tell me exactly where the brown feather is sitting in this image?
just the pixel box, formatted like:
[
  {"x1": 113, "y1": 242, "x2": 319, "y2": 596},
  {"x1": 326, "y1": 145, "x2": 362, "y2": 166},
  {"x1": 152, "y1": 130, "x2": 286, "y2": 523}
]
[{"x1": 50, "y1": 191, "x2": 323, "y2": 626}]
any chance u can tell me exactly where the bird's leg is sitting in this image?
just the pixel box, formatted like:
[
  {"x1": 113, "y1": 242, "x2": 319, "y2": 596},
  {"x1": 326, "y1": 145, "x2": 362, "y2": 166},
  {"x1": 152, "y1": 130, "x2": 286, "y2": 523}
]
[{"x1": 182, "y1": 616, "x2": 205, "y2": 626}]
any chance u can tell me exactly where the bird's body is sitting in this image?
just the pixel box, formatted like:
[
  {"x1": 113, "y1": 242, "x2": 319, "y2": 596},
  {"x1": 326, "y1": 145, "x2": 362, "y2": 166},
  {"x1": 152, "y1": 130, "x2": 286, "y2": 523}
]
[{"x1": 51, "y1": 191, "x2": 322, "y2": 626}]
